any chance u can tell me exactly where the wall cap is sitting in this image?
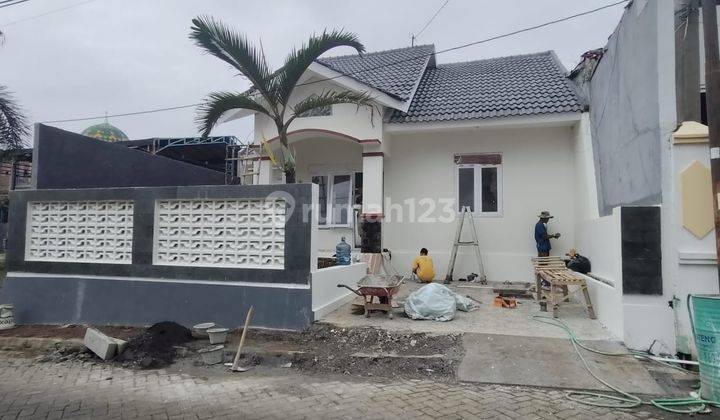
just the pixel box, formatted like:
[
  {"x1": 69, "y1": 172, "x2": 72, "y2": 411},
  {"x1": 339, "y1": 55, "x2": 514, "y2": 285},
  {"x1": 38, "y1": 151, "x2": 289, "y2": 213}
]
[{"x1": 673, "y1": 121, "x2": 709, "y2": 144}]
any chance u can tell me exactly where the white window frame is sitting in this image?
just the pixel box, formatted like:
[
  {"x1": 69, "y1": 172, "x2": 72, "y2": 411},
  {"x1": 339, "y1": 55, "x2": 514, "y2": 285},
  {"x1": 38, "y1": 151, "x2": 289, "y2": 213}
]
[
  {"x1": 312, "y1": 171, "x2": 355, "y2": 228},
  {"x1": 455, "y1": 163, "x2": 503, "y2": 217}
]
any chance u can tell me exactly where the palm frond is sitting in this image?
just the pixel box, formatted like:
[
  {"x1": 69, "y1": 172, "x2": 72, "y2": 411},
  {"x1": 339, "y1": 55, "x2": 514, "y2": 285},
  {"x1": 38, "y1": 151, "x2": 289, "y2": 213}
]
[
  {"x1": 190, "y1": 16, "x2": 277, "y2": 111},
  {"x1": 196, "y1": 91, "x2": 270, "y2": 138},
  {"x1": 0, "y1": 85, "x2": 28, "y2": 149},
  {"x1": 273, "y1": 29, "x2": 364, "y2": 105},
  {"x1": 288, "y1": 90, "x2": 374, "y2": 129}
]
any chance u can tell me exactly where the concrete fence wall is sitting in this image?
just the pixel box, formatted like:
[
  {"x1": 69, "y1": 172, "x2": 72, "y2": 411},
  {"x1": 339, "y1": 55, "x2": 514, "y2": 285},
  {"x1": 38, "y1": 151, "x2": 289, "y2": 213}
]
[{"x1": 0, "y1": 183, "x2": 337, "y2": 330}]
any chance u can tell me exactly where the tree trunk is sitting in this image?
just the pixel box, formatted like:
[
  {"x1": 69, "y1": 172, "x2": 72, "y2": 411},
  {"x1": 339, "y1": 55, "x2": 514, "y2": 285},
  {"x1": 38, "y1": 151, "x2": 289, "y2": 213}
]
[{"x1": 277, "y1": 127, "x2": 296, "y2": 183}]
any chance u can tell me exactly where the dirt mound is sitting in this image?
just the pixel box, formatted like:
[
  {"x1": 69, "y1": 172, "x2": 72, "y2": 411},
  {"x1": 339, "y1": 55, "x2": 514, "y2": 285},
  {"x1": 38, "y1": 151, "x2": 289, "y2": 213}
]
[{"x1": 116, "y1": 322, "x2": 192, "y2": 369}]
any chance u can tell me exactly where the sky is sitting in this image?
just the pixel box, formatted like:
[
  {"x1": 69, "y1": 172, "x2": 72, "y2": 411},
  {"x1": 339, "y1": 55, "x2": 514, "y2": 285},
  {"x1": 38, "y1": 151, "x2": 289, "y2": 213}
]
[{"x1": 0, "y1": 0, "x2": 626, "y2": 144}]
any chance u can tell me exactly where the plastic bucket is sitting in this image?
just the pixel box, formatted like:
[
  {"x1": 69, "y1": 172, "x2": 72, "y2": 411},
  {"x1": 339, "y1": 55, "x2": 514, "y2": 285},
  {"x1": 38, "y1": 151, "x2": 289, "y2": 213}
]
[
  {"x1": 192, "y1": 322, "x2": 216, "y2": 339},
  {"x1": 198, "y1": 345, "x2": 224, "y2": 365},
  {"x1": 207, "y1": 327, "x2": 229, "y2": 344},
  {"x1": 690, "y1": 295, "x2": 720, "y2": 402}
]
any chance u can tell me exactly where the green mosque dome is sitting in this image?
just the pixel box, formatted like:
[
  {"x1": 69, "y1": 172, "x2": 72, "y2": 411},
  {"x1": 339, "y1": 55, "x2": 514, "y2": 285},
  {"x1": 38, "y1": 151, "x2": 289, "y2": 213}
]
[{"x1": 81, "y1": 122, "x2": 129, "y2": 142}]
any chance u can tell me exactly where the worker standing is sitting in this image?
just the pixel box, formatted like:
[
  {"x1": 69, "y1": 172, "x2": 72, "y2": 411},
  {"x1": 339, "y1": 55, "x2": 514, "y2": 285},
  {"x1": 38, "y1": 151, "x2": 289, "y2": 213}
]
[{"x1": 534, "y1": 211, "x2": 561, "y2": 256}]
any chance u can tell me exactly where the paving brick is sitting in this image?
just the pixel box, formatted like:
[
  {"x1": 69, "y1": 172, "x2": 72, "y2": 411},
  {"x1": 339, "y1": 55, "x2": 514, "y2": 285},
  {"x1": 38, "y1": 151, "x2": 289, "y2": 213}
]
[{"x1": 0, "y1": 354, "x2": 678, "y2": 420}]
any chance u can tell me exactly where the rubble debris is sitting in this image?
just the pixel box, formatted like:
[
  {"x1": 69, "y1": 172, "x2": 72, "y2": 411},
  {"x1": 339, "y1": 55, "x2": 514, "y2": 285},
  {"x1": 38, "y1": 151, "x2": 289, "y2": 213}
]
[
  {"x1": 115, "y1": 321, "x2": 192, "y2": 369},
  {"x1": 37, "y1": 345, "x2": 94, "y2": 364},
  {"x1": 287, "y1": 324, "x2": 462, "y2": 380}
]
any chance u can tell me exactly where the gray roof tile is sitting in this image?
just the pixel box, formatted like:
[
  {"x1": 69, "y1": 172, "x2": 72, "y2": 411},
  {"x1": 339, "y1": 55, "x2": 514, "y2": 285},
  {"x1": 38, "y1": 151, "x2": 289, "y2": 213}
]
[
  {"x1": 316, "y1": 44, "x2": 434, "y2": 101},
  {"x1": 389, "y1": 51, "x2": 584, "y2": 123}
]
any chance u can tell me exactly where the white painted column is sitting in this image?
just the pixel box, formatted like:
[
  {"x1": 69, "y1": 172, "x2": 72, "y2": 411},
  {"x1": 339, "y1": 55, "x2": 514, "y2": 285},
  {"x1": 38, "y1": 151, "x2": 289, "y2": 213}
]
[
  {"x1": 361, "y1": 153, "x2": 383, "y2": 215},
  {"x1": 258, "y1": 159, "x2": 273, "y2": 185}
]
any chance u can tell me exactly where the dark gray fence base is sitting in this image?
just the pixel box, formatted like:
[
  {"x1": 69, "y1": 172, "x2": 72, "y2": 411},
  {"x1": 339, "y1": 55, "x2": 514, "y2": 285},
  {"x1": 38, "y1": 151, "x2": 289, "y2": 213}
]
[{"x1": 0, "y1": 274, "x2": 313, "y2": 331}]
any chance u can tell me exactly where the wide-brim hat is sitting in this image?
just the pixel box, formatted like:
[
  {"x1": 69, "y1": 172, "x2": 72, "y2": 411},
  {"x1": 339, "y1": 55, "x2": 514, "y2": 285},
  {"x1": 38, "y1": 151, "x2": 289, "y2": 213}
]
[{"x1": 538, "y1": 211, "x2": 554, "y2": 218}]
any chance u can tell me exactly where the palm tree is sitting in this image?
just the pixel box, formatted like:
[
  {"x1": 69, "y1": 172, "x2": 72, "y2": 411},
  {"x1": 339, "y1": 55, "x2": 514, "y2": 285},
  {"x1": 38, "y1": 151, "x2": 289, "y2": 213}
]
[
  {"x1": 0, "y1": 30, "x2": 28, "y2": 150},
  {"x1": 190, "y1": 16, "x2": 373, "y2": 183},
  {"x1": 0, "y1": 86, "x2": 28, "y2": 150},
  {"x1": 0, "y1": 31, "x2": 29, "y2": 150}
]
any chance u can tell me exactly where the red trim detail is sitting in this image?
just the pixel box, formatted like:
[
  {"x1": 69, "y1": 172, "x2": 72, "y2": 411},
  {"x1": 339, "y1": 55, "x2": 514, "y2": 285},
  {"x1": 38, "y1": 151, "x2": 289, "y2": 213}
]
[
  {"x1": 361, "y1": 213, "x2": 384, "y2": 219},
  {"x1": 362, "y1": 152, "x2": 384, "y2": 157},
  {"x1": 358, "y1": 139, "x2": 381, "y2": 145},
  {"x1": 455, "y1": 153, "x2": 502, "y2": 165}
]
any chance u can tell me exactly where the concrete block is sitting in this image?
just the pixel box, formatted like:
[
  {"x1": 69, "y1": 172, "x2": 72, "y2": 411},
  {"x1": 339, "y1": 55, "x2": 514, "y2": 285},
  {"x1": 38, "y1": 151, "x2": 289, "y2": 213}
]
[
  {"x1": 83, "y1": 328, "x2": 117, "y2": 360},
  {"x1": 112, "y1": 337, "x2": 128, "y2": 355}
]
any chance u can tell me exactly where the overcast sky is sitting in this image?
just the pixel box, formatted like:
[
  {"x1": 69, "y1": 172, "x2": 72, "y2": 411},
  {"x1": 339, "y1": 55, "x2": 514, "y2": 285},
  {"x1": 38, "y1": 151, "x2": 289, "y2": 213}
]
[{"x1": 0, "y1": 0, "x2": 626, "y2": 144}]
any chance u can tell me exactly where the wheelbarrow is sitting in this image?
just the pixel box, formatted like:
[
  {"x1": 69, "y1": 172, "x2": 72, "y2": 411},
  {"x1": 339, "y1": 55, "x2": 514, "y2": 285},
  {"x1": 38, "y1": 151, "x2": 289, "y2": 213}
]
[{"x1": 337, "y1": 275, "x2": 404, "y2": 319}]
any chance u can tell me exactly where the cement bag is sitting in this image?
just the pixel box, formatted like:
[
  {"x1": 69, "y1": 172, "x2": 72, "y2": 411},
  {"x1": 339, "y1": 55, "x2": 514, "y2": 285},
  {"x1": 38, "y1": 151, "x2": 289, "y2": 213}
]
[{"x1": 404, "y1": 283, "x2": 457, "y2": 321}]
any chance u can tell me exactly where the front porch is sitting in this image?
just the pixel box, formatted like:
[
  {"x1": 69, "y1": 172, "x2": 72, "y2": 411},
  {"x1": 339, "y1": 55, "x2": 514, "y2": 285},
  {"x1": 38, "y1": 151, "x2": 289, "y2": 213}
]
[
  {"x1": 321, "y1": 280, "x2": 609, "y2": 339},
  {"x1": 255, "y1": 128, "x2": 385, "y2": 257}
]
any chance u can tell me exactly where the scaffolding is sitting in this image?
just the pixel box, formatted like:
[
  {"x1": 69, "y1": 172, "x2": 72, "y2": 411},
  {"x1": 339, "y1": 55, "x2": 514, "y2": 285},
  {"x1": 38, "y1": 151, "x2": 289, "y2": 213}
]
[
  {"x1": 148, "y1": 136, "x2": 239, "y2": 155},
  {"x1": 225, "y1": 143, "x2": 264, "y2": 185}
]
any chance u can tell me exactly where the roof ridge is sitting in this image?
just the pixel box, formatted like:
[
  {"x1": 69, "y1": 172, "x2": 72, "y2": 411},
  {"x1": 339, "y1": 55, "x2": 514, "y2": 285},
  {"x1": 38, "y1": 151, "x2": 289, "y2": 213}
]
[
  {"x1": 435, "y1": 50, "x2": 555, "y2": 67},
  {"x1": 318, "y1": 44, "x2": 435, "y2": 61}
]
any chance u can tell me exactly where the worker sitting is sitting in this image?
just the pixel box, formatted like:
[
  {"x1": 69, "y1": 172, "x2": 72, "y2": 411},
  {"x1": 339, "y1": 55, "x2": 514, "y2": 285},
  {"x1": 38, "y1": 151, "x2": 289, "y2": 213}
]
[{"x1": 412, "y1": 248, "x2": 435, "y2": 283}]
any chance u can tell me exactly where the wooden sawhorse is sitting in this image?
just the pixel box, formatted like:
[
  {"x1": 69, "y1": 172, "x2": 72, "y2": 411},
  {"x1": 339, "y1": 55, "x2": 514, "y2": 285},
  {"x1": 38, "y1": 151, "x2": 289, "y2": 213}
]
[{"x1": 531, "y1": 256, "x2": 596, "y2": 319}]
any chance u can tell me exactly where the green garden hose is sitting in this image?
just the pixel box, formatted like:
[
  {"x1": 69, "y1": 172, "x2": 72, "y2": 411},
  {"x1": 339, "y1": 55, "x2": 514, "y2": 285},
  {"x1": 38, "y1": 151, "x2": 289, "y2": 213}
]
[{"x1": 531, "y1": 315, "x2": 720, "y2": 415}]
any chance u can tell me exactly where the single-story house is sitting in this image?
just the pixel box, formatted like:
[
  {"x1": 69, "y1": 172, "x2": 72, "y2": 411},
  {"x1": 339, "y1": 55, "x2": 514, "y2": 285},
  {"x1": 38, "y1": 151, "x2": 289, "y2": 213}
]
[{"x1": 231, "y1": 44, "x2": 591, "y2": 285}]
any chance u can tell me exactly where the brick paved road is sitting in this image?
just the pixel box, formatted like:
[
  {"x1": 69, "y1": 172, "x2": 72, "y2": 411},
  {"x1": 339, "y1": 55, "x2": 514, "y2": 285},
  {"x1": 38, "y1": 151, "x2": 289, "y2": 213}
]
[{"x1": 0, "y1": 355, "x2": 672, "y2": 419}]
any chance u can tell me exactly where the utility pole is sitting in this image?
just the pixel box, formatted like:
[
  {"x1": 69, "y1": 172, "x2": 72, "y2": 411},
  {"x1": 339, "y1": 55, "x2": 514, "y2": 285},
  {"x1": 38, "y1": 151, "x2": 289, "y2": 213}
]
[{"x1": 702, "y1": 0, "x2": 720, "y2": 287}]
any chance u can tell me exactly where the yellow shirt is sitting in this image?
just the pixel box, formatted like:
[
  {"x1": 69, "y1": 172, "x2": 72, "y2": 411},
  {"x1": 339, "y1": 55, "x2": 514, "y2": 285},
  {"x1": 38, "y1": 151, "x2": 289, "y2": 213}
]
[{"x1": 412, "y1": 255, "x2": 435, "y2": 282}]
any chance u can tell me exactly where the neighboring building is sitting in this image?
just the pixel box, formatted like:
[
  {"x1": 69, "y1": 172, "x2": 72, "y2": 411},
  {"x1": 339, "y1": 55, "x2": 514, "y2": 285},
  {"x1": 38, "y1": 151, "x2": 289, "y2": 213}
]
[
  {"x1": 81, "y1": 121, "x2": 130, "y2": 142},
  {"x1": 0, "y1": 149, "x2": 32, "y2": 250},
  {"x1": 567, "y1": 0, "x2": 719, "y2": 357}
]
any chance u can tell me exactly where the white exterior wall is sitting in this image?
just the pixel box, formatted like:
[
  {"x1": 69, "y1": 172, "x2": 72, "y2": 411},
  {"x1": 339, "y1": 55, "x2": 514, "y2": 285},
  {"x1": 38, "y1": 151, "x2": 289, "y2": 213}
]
[
  {"x1": 252, "y1": 78, "x2": 383, "y2": 144},
  {"x1": 311, "y1": 262, "x2": 367, "y2": 319},
  {"x1": 572, "y1": 112, "x2": 624, "y2": 339},
  {"x1": 576, "y1": 210, "x2": 624, "y2": 339},
  {"x1": 382, "y1": 124, "x2": 576, "y2": 282},
  {"x1": 671, "y1": 140, "x2": 719, "y2": 356}
]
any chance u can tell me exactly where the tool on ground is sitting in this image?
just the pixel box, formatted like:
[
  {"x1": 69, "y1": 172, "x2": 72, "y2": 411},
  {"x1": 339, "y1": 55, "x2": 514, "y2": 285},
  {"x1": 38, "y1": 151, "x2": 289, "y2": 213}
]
[
  {"x1": 492, "y1": 295, "x2": 516, "y2": 308},
  {"x1": 229, "y1": 306, "x2": 254, "y2": 372},
  {"x1": 532, "y1": 315, "x2": 719, "y2": 414},
  {"x1": 337, "y1": 275, "x2": 403, "y2": 319},
  {"x1": 445, "y1": 207, "x2": 486, "y2": 284},
  {"x1": 492, "y1": 287, "x2": 532, "y2": 299},
  {"x1": 531, "y1": 256, "x2": 595, "y2": 319}
]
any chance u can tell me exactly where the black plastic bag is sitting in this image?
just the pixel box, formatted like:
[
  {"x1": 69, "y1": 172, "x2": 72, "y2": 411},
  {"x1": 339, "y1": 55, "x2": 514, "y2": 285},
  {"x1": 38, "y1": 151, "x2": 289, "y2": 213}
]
[{"x1": 566, "y1": 254, "x2": 591, "y2": 274}]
